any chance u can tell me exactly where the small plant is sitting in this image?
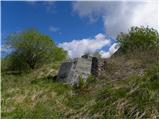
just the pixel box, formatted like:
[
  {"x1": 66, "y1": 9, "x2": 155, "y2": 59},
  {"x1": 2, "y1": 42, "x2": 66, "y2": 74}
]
[
  {"x1": 86, "y1": 75, "x2": 95, "y2": 85},
  {"x1": 78, "y1": 75, "x2": 86, "y2": 89},
  {"x1": 72, "y1": 75, "x2": 91, "y2": 95},
  {"x1": 73, "y1": 76, "x2": 85, "y2": 89}
]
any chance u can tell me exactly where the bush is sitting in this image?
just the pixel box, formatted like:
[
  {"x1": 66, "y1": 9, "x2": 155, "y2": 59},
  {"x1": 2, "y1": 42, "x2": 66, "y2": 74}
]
[
  {"x1": 117, "y1": 26, "x2": 158, "y2": 53},
  {"x1": 4, "y1": 29, "x2": 67, "y2": 72}
]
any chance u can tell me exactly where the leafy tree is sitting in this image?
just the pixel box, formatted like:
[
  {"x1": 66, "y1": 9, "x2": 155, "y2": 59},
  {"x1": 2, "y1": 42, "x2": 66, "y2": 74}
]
[
  {"x1": 5, "y1": 29, "x2": 67, "y2": 71},
  {"x1": 54, "y1": 47, "x2": 68, "y2": 61},
  {"x1": 117, "y1": 26, "x2": 159, "y2": 53}
]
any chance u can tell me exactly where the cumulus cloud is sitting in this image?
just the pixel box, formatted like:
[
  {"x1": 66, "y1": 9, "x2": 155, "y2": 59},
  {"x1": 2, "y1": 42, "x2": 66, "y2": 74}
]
[
  {"x1": 58, "y1": 33, "x2": 111, "y2": 58},
  {"x1": 73, "y1": 1, "x2": 158, "y2": 37},
  {"x1": 100, "y1": 43, "x2": 120, "y2": 58}
]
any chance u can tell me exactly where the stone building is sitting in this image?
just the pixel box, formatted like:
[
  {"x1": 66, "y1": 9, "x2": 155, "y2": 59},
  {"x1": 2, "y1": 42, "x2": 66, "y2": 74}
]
[
  {"x1": 57, "y1": 54, "x2": 107, "y2": 85},
  {"x1": 91, "y1": 57, "x2": 107, "y2": 77}
]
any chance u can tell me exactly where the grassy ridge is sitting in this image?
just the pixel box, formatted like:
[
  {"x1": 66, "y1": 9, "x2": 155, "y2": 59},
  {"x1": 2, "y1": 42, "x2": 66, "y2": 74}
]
[{"x1": 1, "y1": 52, "x2": 159, "y2": 118}]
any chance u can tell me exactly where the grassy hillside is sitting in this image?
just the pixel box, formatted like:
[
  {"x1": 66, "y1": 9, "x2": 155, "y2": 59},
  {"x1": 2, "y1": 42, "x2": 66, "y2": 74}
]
[{"x1": 1, "y1": 50, "x2": 158, "y2": 119}]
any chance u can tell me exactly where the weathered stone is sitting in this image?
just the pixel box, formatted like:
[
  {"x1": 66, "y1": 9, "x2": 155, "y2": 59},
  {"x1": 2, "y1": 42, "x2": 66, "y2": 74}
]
[
  {"x1": 91, "y1": 57, "x2": 107, "y2": 76},
  {"x1": 57, "y1": 54, "x2": 107, "y2": 85}
]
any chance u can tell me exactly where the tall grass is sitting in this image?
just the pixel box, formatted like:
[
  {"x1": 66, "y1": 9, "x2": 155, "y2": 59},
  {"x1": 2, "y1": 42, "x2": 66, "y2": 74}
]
[{"x1": 1, "y1": 51, "x2": 158, "y2": 119}]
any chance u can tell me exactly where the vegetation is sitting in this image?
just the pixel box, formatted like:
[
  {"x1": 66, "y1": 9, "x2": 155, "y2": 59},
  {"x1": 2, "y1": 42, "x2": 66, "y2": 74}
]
[
  {"x1": 1, "y1": 26, "x2": 159, "y2": 118},
  {"x1": 73, "y1": 75, "x2": 95, "y2": 95},
  {"x1": 87, "y1": 65, "x2": 158, "y2": 118},
  {"x1": 117, "y1": 26, "x2": 158, "y2": 53},
  {"x1": 3, "y1": 29, "x2": 67, "y2": 72}
]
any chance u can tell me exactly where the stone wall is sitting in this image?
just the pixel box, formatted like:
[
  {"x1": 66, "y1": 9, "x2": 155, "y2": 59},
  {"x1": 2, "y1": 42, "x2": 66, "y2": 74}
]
[
  {"x1": 91, "y1": 57, "x2": 98, "y2": 77},
  {"x1": 57, "y1": 57, "x2": 92, "y2": 85},
  {"x1": 91, "y1": 57, "x2": 107, "y2": 77},
  {"x1": 75, "y1": 57, "x2": 92, "y2": 79},
  {"x1": 57, "y1": 62, "x2": 73, "y2": 83},
  {"x1": 57, "y1": 55, "x2": 107, "y2": 85}
]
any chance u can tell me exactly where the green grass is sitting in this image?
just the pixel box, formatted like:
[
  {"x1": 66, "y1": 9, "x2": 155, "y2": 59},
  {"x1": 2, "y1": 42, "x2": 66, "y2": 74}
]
[
  {"x1": 1, "y1": 53, "x2": 159, "y2": 119},
  {"x1": 1, "y1": 67, "x2": 92, "y2": 118},
  {"x1": 85, "y1": 65, "x2": 159, "y2": 119}
]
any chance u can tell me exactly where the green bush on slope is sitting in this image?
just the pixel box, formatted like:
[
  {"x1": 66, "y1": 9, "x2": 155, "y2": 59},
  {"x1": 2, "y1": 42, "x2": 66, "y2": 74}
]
[{"x1": 117, "y1": 26, "x2": 158, "y2": 53}]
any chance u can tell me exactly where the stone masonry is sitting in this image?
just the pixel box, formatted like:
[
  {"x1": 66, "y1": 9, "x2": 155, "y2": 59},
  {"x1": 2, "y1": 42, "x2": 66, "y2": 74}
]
[
  {"x1": 91, "y1": 57, "x2": 107, "y2": 77},
  {"x1": 57, "y1": 54, "x2": 107, "y2": 85}
]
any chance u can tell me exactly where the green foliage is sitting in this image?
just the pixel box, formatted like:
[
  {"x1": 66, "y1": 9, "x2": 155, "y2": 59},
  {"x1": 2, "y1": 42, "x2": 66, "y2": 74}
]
[
  {"x1": 117, "y1": 26, "x2": 159, "y2": 53},
  {"x1": 73, "y1": 75, "x2": 95, "y2": 94},
  {"x1": 73, "y1": 75, "x2": 86, "y2": 92},
  {"x1": 5, "y1": 29, "x2": 67, "y2": 72},
  {"x1": 78, "y1": 76, "x2": 86, "y2": 88},
  {"x1": 86, "y1": 75, "x2": 95, "y2": 84},
  {"x1": 1, "y1": 57, "x2": 11, "y2": 73},
  {"x1": 54, "y1": 47, "x2": 68, "y2": 61}
]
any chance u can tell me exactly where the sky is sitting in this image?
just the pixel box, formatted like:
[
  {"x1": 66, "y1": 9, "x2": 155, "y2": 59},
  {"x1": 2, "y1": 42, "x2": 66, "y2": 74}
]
[{"x1": 1, "y1": 1, "x2": 158, "y2": 58}]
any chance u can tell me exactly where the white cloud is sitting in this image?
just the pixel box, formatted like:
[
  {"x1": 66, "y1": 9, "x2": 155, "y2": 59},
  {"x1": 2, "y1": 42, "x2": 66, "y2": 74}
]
[
  {"x1": 100, "y1": 43, "x2": 120, "y2": 58},
  {"x1": 49, "y1": 26, "x2": 59, "y2": 32},
  {"x1": 73, "y1": 1, "x2": 158, "y2": 37},
  {"x1": 58, "y1": 33, "x2": 111, "y2": 58}
]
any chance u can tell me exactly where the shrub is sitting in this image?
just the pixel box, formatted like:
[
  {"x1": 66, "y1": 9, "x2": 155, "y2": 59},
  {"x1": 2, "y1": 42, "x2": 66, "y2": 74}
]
[
  {"x1": 117, "y1": 26, "x2": 158, "y2": 53},
  {"x1": 4, "y1": 29, "x2": 67, "y2": 72}
]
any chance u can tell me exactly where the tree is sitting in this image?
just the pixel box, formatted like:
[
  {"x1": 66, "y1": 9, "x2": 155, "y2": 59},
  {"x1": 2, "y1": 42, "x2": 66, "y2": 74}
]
[
  {"x1": 117, "y1": 26, "x2": 159, "y2": 53},
  {"x1": 54, "y1": 47, "x2": 68, "y2": 61},
  {"x1": 6, "y1": 29, "x2": 66, "y2": 71}
]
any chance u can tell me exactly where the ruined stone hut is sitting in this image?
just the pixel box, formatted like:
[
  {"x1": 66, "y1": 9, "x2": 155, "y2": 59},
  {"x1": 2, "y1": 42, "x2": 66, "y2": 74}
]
[{"x1": 57, "y1": 54, "x2": 107, "y2": 85}]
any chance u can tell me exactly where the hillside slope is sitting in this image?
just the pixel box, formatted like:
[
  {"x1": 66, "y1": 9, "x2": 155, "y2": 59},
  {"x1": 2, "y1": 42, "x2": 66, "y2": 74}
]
[{"x1": 1, "y1": 51, "x2": 159, "y2": 119}]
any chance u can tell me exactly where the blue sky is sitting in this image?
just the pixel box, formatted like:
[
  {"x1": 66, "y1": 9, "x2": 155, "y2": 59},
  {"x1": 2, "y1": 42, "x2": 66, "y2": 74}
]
[
  {"x1": 2, "y1": 1, "x2": 105, "y2": 44},
  {"x1": 1, "y1": 1, "x2": 158, "y2": 58}
]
